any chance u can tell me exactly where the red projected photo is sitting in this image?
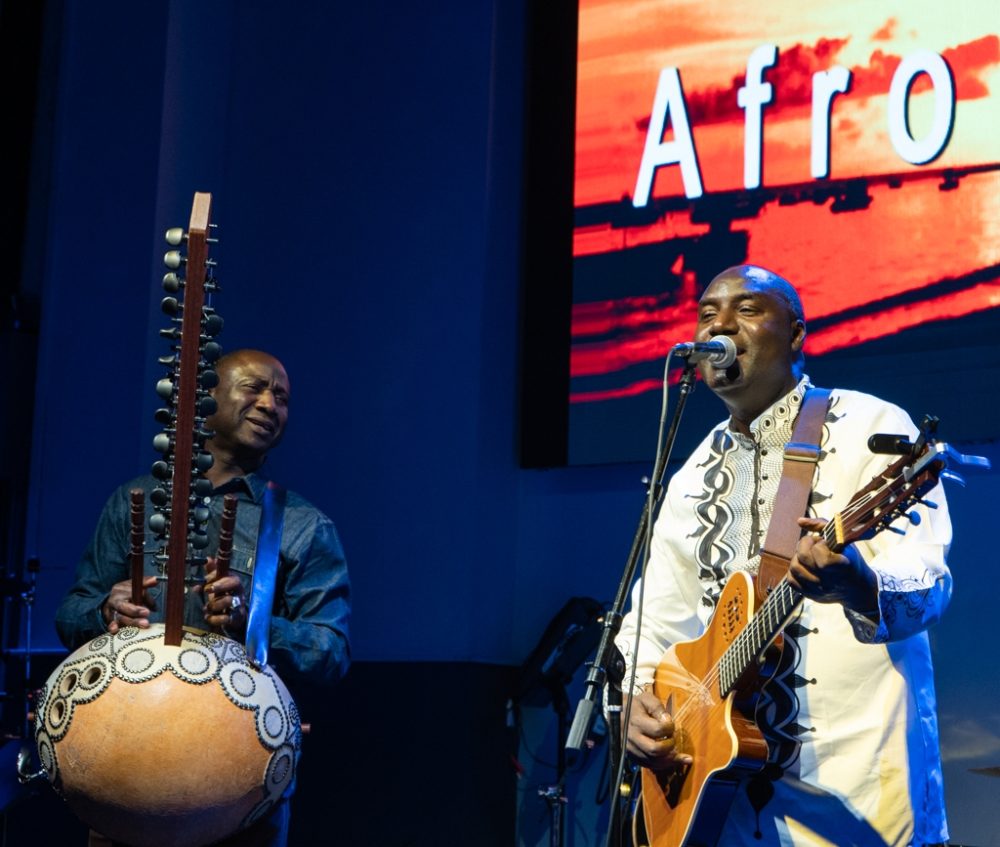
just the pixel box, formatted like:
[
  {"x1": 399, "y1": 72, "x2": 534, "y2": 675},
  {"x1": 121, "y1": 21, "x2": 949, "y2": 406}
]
[{"x1": 568, "y1": 0, "x2": 1000, "y2": 463}]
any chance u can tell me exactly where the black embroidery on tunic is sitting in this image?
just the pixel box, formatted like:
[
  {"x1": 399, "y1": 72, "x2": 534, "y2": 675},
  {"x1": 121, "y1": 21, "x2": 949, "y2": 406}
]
[
  {"x1": 686, "y1": 383, "x2": 829, "y2": 822},
  {"x1": 879, "y1": 572, "x2": 936, "y2": 627},
  {"x1": 687, "y1": 429, "x2": 737, "y2": 609}
]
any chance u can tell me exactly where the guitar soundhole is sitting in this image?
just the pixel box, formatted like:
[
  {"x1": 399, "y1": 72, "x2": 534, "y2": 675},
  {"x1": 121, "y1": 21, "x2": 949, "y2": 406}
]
[{"x1": 722, "y1": 595, "x2": 744, "y2": 639}]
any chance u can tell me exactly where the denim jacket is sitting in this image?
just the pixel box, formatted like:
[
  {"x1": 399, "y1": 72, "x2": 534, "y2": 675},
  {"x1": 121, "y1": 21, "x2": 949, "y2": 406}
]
[{"x1": 55, "y1": 471, "x2": 351, "y2": 698}]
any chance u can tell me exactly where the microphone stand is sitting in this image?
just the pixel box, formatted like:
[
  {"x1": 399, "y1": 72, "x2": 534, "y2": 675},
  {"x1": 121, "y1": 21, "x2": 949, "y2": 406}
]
[{"x1": 564, "y1": 361, "x2": 699, "y2": 847}]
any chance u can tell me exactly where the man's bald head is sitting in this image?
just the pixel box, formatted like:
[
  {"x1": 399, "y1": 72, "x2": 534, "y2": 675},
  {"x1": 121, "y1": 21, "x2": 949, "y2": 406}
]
[
  {"x1": 205, "y1": 350, "x2": 290, "y2": 477},
  {"x1": 694, "y1": 264, "x2": 808, "y2": 431},
  {"x1": 713, "y1": 265, "x2": 805, "y2": 323}
]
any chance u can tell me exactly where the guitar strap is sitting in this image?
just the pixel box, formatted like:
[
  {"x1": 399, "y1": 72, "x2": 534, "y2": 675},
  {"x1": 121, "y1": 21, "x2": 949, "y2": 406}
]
[
  {"x1": 755, "y1": 387, "x2": 831, "y2": 600},
  {"x1": 246, "y1": 480, "x2": 286, "y2": 669}
]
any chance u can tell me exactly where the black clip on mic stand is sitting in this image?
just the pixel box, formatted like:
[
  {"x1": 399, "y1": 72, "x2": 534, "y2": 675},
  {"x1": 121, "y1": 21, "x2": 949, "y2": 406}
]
[{"x1": 564, "y1": 362, "x2": 699, "y2": 847}]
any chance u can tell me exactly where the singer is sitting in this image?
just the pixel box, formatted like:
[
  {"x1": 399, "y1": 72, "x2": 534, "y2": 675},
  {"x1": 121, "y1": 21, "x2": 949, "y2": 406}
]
[{"x1": 618, "y1": 265, "x2": 951, "y2": 846}]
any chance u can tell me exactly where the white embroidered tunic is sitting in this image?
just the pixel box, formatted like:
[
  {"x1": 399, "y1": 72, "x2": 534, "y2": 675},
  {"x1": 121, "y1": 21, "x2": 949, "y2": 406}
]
[{"x1": 617, "y1": 379, "x2": 952, "y2": 846}]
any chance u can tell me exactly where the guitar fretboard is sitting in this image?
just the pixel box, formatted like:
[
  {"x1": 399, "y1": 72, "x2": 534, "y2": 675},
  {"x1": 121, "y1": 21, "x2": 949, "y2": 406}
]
[
  {"x1": 718, "y1": 580, "x2": 801, "y2": 695},
  {"x1": 715, "y1": 447, "x2": 940, "y2": 697}
]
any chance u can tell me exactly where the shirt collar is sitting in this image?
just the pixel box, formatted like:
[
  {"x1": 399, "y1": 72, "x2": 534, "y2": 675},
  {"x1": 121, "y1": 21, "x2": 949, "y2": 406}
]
[
  {"x1": 728, "y1": 375, "x2": 813, "y2": 448},
  {"x1": 212, "y1": 468, "x2": 270, "y2": 503}
]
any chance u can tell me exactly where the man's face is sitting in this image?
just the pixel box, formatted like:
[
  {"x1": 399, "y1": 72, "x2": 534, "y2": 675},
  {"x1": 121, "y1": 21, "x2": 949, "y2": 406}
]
[
  {"x1": 694, "y1": 268, "x2": 804, "y2": 419},
  {"x1": 206, "y1": 353, "x2": 290, "y2": 462}
]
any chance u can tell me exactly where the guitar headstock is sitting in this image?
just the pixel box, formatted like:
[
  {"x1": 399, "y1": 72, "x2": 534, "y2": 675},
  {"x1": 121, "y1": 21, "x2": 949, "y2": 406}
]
[{"x1": 833, "y1": 420, "x2": 990, "y2": 550}]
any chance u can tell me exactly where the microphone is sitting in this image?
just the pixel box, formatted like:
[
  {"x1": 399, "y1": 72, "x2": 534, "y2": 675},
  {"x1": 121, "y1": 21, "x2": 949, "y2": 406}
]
[
  {"x1": 672, "y1": 335, "x2": 737, "y2": 368},
  {"x1": 867, "y1": 433, "x2": 914, "y2": 455}
]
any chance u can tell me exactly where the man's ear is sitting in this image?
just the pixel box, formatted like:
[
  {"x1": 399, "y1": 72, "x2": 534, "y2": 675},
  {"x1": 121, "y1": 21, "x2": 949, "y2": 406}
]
[{"x1": 791, "y1": 319, "x2": 806, "y2": 353}]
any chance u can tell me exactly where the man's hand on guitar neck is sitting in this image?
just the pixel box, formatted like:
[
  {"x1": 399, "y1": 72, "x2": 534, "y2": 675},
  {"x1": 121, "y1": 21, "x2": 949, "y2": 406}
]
[
  {"x1": 625, "y1": 687, "x2": 694, "y2": 770},
  {"x1": 788, "y1": 517, "x2": 880, "y2": 619}
]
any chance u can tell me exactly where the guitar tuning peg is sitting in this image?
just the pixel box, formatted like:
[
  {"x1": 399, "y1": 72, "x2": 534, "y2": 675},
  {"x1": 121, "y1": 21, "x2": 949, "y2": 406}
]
[
  {"x1": 154, "y1": 408, "x2": 173, "y2": 425},
  {"x1": 917, "y1": 498, "x2": 938, "y2": 510},
  {"x1": 159, "y1": 327, "x2": 181, "y2": 340},
  {"x1": 162, "y1": 272, "x2": 182, "y2": 293},
  {"x1": 905, "y1": 511, "x2": 922, "y2": 526},
  {"x1": 161, "y1": 296, "x2": 180, "y2": 316},
  {"x1": 194, "y1": 452, "x2": 214, "y2": 473},
  {"x1": 163, "y1": 250, "x2": 184, "y2": 269},
  {"x1": 940, "y1": 470, "x2": 966, "y2": 488},
  {"x1": 192, "y1": 506, "x2": 210, "y2": 523},
  {"x1": 190, "y1": 531, "x2": 209, "y2": 550},
  {"x1": 884, "y1": 524, "x2": 906, "y2": 535},
  {"x1": 202, "y1": 313, "x2": 224, "y2": 337},
  {"x1": 152, "y1": 433, "x2": 172, "y2": 454},
  {"x1": 157, "y1": 355, "x2": 177, "y2": 367},
  {"x1": 199, "y1": 369, "x2": 219, "y2": 389},
  {"x1": 151, "y1": 460, "x2": 172, "y2": 481},
  {"x1": 198, "y1": 396, "x2": 218, "y2": 417},
  {"x1": 202, "y1": 341, "x2": 222, "y2": 362},
  {"x1": 164, "y1": 227, "x2": 185, "y2": 246},
  {"x1": 149, "y1": 513, "x2": 168, "y2": 535},
  {"x1": 150, "y1": 487, "x2": 170, "y2": 507},
  {"x1": 156, "y1": 378, "x2": 175, "y2": 400},
  {"x1": 193, "y1": 478, "x2": 213, "y2": 497}
]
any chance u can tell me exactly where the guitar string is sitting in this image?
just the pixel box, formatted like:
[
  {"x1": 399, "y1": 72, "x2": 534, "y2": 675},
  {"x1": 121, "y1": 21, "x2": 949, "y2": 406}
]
[
  {"x1": 666, "y1": 503, "x2": 848, "y2": 730},
  {"x1": 670, "y1": 469, "x2": 911, "y2": 734},
  {"x1": 660, "y1": 469, "x2": 912, "y2": 741},
  {"x1": 667, "y1": 465, "x2": 924, "y2": 745}
]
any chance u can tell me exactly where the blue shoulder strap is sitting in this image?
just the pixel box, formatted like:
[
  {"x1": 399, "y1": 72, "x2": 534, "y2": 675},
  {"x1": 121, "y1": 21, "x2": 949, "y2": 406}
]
[{"x1": 246, "y1": 480, "x2": 286, "y2": 668}]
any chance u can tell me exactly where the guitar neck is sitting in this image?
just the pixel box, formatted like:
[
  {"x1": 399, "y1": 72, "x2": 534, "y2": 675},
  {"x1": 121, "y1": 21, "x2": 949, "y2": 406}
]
[
  {"x1": 715, "y1": 438, "x2": 952, "y2": 698},
  {"x1": 716, "y1": 458, "x2": 924, "y2": 697},
  {"x1": 718, "y1": 517, "x2": 847, "y2": 696},
  {"x1": 718, "y1": 577, "x2": 802, "y2": 696}
]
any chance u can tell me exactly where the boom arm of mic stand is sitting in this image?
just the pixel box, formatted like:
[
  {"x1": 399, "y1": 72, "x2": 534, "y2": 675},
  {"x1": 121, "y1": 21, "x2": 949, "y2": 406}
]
[{"x1": 565, "y1": 365, "x2": 698, "y2": 760}]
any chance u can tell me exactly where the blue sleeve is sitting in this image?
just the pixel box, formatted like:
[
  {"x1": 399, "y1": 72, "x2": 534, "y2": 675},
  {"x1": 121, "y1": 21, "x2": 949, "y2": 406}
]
[
  {"x1": 832, "y1": 401, "x2": 954, "y2": 644},
  {"x1": 55, "y1": 484, "x2": 133, "y2": 649},
  {"x1": 268, "y1": 514, "x2": 351, "y2": 694}
]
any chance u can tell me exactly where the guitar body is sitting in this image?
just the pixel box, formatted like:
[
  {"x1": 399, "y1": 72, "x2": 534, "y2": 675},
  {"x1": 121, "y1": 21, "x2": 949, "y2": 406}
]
[{"x1": 640, "y1": 571, "x2": 770, "y2": 847}]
